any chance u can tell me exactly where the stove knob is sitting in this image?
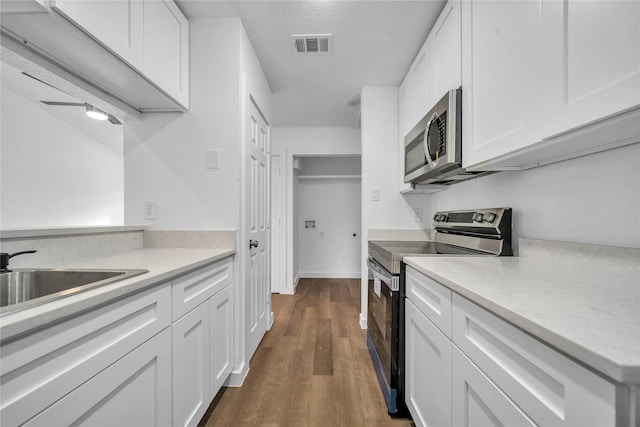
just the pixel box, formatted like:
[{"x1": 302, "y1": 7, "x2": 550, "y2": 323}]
[
  {"x1": 485, "y1": 212, "x2": 497, "y2": 223},
  {"x1": 440, "y1": 214, "x2": 447, "y2": 222},
  {"x1": 433, "y1": 214, "x2": 440, "y2": 221},
  {"x1": 472, "y1": 212, "x2": 484, "y2": 222}
]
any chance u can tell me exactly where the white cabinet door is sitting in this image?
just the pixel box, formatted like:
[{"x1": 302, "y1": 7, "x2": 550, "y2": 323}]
[
  {"x1": 405, "y1": 299, "x2": 452, "y2": 427},
  {"x1": 452, "y1": 346, "x2": 536, "y2": 427},
  {"x1": 399, "y1": 73, "x2": 414, "y2": 142},
  {"x1": 210, "y1": 283, "x2": 234, "y2": 399},
  {"x1": 431, "y1": 0, "x2": 461, "y2": 103},
  {"x1": 461, "y1": 0, "x2": 543, "y2": 169},
  {"x1": 51, "y1": 0, "x2": 144, "y2": 70},
  {"x1": 412, "y1": 42, "x2": 432, "y2": 125},
  {"x1": 541, "y1": 0, "x2": 640, "y2": 137},
  {"x1": 399, "y1": 73, "x2": 413, "y2": 192},
  {"x1": 173, "y1": 302, "x2": 211, "y2": 427},
  {"x1": 143, "y1": 0, "x2": 190, "y2": 108},
  {"x1": 24, "y1": 328, "x2": 172, "y2": 427}
]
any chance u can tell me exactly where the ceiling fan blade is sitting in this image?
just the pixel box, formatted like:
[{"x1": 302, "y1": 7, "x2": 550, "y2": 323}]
[
  {"x1": 22, "y1": 72, "x2": 66, "y2": 93},
  {"x1": 107, "y1": 114, "x2": 122, "y2": 125},
  {"x1": 40, "y1": 101, "x2": 86, "y2": 107}
]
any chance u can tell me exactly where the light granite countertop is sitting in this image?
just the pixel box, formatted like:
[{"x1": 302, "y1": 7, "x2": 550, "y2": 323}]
[
  {"x1": 0, "y1": 248, "x2": 235, "y2": 343},
  {"x1": 403, "y1": 239, "x2": 640, "y2": 384}
]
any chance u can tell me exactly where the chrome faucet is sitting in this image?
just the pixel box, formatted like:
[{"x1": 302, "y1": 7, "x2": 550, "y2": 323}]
[{"x1": 0, "y1": 250, "x2": 37, "y2": 273}]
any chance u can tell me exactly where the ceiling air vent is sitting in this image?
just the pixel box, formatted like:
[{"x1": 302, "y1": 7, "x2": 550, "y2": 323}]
[{"x1": 291, "y1": 34, "x2": 332, "y2": 54}]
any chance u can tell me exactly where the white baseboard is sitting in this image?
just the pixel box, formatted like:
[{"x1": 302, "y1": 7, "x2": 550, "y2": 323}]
[
  {"x1": 268, "y1": 311, "x2": 274, "y2": 329},
  {"x1": 359, "y1": 312, "x2": 367, "y2": 330},
  {"x1": 294, "y1": 273, "x2": 301, "y2": 288},
  {"x1": 299, "y1": 272, "x2": 362, "y2": 279},
  {"x1": 225, "y1": 363, "x2": 249, "y2": 387}
]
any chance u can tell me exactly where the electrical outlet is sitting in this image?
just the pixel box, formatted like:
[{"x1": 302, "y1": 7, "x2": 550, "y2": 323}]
[{"x1": 143, "y1": 201, "x2": 157, "y2": 220}]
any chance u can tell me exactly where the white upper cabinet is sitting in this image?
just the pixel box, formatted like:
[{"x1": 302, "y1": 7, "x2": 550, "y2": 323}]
[
  {"x1": 462, "y1": 0, "x2": 640, "y2": 170},
  {"x1": 461, "y1": 0, "x2": 544, "y2": 169},
  {"x1": 2, "y1": 0, "x2": 189, "y2": 112},
  {"x1": 50, "y1": 0, "x2": 144, "y2": 71},
  {"x1": 541, "y1": 0, "x2": 640, "y2": 136},
  {"x1": 143, "y1": 0, "x2": 190, "y2": 108},
  {"x1": 430, "y1": 0, "x2": 461, "y2": 104},
  {"x1": 412, "y1": 42, "x2": 432, "y2": 125},
  {"x1": 401, "y1": 0, "x2": 461, "y2": 133},
  {"x1": 398, "y1": 0, "x2": 461, "y2": 191}
]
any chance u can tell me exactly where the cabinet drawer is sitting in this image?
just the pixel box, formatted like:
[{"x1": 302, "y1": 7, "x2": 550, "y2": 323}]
[
  {"x1": 0, "y1": 283, "x2": 171, "y2": 427},
  {"x1": 452, "y1": 293, "x2": 620, "y2": 426},
  {"x1": 405, "y1": 266, "x2": 452, "y2": 338},
  {"x1": 172, "y1": 258, "x2": 233, "y2": 321}
]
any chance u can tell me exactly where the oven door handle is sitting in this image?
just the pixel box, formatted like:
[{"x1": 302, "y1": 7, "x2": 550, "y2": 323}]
[{"x1": 367, "y1": 257, "x2": 399, "y2": 291}]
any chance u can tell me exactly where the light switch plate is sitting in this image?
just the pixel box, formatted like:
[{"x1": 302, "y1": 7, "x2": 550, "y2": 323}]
[
  {"x1": 371, "y1": 187, "x2": 380, "y2": 201},
  {"x1": 143, "y1": 201, "x2": 157, "y2": 220}
]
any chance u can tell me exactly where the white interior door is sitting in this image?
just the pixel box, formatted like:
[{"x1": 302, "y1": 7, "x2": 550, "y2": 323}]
[{"x1": 246, "y1": 97, "x2": 270, "y2": 359}]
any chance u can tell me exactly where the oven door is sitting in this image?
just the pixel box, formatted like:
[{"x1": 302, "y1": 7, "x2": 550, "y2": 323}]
[{"x1": 367, "y1": 257, "x2": 399, "y2": 414}]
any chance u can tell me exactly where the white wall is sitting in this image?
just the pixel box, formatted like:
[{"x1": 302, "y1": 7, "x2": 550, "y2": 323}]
[
  {"x1": 1, "y1": 62, "x2": 124, "y2": 228},
  {"x1": 123, "y1": 17, "x2": 272, "y2": 387},
  {"x1": 431, "y1": 142, "x2": 640, "y2": 251},
  {"x1": 298, "y1": 177, "x2": 361, "y2": 278},
  {"x1": 360, "y1": 87, "x2": 433, "y2": 327},
  {"x1": 271, "y1": 127, "x2": 361, "y2": 293},
  {"x1": 124, "y1": 18, "x2": 243, "y2": 229}
]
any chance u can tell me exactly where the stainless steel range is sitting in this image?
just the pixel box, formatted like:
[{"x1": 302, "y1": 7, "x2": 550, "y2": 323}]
[{"x1": 366, "y1": 207, "x2": 512, "y2": 415}]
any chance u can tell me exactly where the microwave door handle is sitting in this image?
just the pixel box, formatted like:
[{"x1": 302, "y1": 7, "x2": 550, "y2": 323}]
[{"x1": 423, "y1": 112, "x2": 438, "y2": 168}]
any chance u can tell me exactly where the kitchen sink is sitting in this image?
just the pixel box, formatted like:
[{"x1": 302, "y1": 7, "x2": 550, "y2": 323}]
[{"x1": 0, "y1": 268, "x2": 148, "y2": 316}]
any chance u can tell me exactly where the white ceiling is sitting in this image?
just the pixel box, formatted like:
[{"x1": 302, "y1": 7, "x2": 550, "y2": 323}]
[{"x1": 176, "y1": 0, "x2": 447, "y2": 128}]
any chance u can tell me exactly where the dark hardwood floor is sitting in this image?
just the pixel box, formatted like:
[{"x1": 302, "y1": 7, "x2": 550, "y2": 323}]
[{"x1": 201, "y1": 278, "x2": 413, "y2": 427}]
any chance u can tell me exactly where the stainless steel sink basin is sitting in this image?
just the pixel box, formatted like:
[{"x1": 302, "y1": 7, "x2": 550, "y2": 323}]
[{"x1": 0, "y1": 268, "x2": 148, "y2": 316}]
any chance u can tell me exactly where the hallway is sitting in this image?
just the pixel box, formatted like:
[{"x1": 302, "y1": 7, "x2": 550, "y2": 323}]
[{"x1": 201, "y1": 278, "x2": 413, "y2": 426}]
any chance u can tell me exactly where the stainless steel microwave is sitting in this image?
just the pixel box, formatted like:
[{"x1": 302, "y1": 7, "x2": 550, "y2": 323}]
[{"x1": 404, "y1": 88, "x2": 466, "y2": 184}]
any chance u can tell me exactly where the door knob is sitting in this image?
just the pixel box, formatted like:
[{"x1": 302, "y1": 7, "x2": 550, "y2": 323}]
[{"x1": 249, "y1": 240, "x2": 259, "y2": 249}]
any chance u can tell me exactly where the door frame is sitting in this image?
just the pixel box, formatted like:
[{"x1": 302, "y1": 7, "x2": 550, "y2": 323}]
[{"x1": 228, "y1": 73, "x2": 273, "y2": 386}]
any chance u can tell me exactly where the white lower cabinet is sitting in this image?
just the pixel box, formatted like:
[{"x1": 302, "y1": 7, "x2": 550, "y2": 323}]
[
  {"x1": 171, "y1": 259, "x2": 235, "y2": 427},
  {"x1": 452, "y1": 345, "x2": 535, "y2": 426},
  {"x1": 173, "y1": 301, "x2": 211, "y2": 427},
  {"x1": 405, "y1": 268, "x2": 628, "y2": 427},
  {"x1": 452, "y1": 293, "x2": 619, "y2": 427},
  {"x1": 210, "y1": 283, "x2": 234, "y2": 398},
  {"x1": 0, "y1": 283, "x2": 171, "y2": 426},
  {"x1": 0, "y1": 256, "x2": 235, "y2": 427},
  {"x1": 24, "y1": 328, "x2": 172, "y2": 427},
  {"x1": 405, "y1": 299, "x2": 452, "y2": 427}
]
